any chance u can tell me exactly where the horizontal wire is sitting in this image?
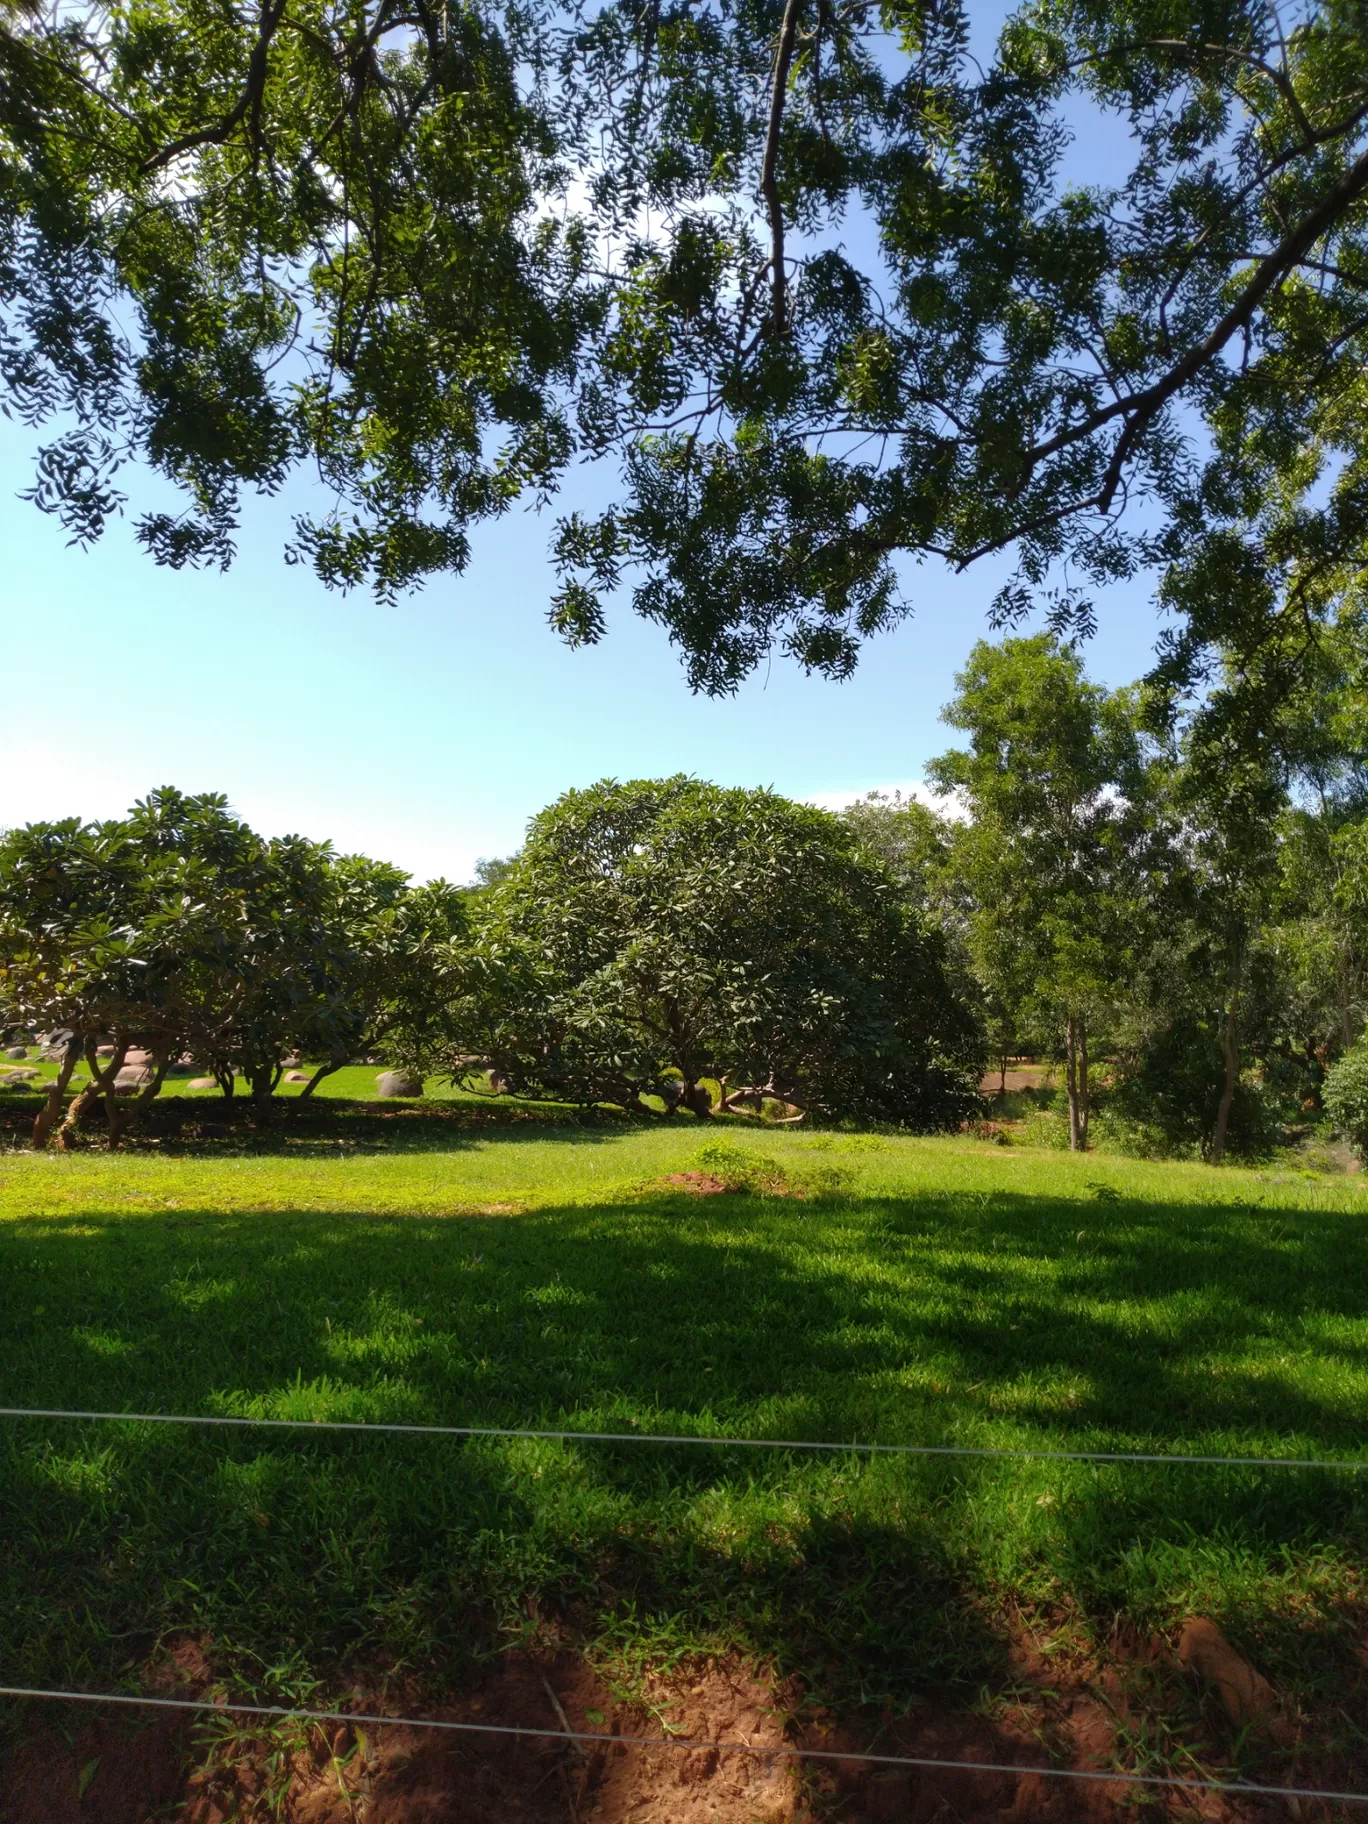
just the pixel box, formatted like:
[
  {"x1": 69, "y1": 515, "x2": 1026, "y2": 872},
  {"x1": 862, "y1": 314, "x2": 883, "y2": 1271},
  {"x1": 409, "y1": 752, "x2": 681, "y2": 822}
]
[
  {"x1": 0, "y1": 1685, "x2": 1362, "y2": 1806},
  {"x1": 0, "y1": 1406, "x2": 1363, "y2": 1471}
]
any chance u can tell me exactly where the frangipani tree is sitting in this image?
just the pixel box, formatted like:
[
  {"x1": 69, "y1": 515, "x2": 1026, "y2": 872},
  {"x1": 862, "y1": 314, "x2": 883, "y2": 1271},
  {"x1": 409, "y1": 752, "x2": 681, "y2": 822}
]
[{"x1": 418, "y1": 777, "x2": 983, "y2": 1125}]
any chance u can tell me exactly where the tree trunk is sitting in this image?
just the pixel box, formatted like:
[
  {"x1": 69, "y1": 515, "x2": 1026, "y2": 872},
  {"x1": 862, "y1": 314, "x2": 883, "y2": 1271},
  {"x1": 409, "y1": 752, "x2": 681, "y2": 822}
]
[
  {"x1": 99, "y1": 1039, "x2": 130, "y2": 1149},
  {"x1": 61, "y1": 1039, "x2": 129, "y2": 1149},
  {"x1": 32, "y1": 1037, "x2": 81, "y2": 1149},
  {"x1": 1064, "y1": 1014, "x2": 1085, "y2": 1152},
  {"x1": 298, "y1": 1058, "x2": 345, "y2": 1100},
  {"x1": 998, "y1": 1048, "x2": 1009, "y2": 1097},
  {"x1": 1210, "y1": 959, "x2": 1243, "y2": 1166},
  {"x1": 682, "y1": 1078, "x2": 713, "y2": 1119},
  {"x1": 214, "y1": 1067, "x2": 235, "y2": 1099},
  {"x1": 127, "y1": 1046, "x2": 173, "y2": 1127},
  {"x1": 1078, "y1": 1016, "x2": 1090, "y2": 1150},
  {"x1": 247, "y1": 1064, "x2": 278, "y2": 1109}
]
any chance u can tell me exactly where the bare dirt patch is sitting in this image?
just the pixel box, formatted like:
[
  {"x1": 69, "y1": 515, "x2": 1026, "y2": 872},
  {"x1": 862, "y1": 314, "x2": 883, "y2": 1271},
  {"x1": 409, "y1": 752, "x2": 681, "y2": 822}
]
[
  {"x1": 3, "y1": 1621, "x2": 1360, "y2": 1823},
  {"x1": 661, "y1": 1171, "x2": 737, "y2": 1195}
]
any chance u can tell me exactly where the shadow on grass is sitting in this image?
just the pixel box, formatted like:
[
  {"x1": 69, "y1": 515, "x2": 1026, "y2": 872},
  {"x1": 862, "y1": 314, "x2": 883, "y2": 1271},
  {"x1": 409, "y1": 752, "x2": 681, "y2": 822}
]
[
  {"x1": 2, "y1": 1184, "x2": 1367, "y2": 1712},
  {"x1": 0, "y1": 1091, "x2": 634, "y2": 1156}
]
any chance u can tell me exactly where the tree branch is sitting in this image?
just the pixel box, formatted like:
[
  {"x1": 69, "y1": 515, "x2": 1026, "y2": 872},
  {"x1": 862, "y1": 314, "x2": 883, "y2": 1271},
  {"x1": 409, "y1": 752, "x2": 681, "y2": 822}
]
[
  {"x1": 760, "y1": 0, "x2": 802, "y2": 337},
  {"x1": 1026, "y1": 138, "x2": 1368, "y2": 492},
  {"x1": 140, "y1": 0, "x2": 288, "y2": 173}
]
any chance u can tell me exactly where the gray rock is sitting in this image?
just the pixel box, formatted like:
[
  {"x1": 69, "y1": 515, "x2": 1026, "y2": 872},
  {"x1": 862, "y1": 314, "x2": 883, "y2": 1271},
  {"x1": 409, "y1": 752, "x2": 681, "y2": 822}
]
[
  {"x1": 376, "y1": 1070, "x2": 423, "y2": 1098},
  {"x1": 165, "y1": 1061, "x2": 196, "y2": 1076},
  {"x1": 5, "y1": 1045, "x2": 27, "y2": 1059},
  {"x1": 187, "y1": 1077, "x2": 218, "y2": 1091}
]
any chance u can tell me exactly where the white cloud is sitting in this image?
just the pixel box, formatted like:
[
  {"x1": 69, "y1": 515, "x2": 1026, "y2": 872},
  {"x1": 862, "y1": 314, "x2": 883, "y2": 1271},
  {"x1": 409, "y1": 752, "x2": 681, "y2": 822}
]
[{"x1": 804, "y1": 779, "x2": 965, "y2": 820}]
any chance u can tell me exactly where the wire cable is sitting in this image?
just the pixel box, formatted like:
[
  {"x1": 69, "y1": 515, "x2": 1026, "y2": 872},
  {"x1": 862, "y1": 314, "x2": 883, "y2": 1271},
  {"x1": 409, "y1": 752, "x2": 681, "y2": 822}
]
[
  {"x1": 0, "y1": 1406, "x2": 1363, "y2": 1471},
  {"x1": 0, "y1": 1685, "x2": 1362, "y2": 1805}
]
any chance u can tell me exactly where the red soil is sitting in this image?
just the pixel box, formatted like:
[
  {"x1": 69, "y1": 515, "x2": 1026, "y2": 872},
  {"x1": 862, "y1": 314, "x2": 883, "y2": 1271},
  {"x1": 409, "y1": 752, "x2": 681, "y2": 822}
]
[{"x1": 0, "y1": 1621, "x2": 1350, "y2": 1824}]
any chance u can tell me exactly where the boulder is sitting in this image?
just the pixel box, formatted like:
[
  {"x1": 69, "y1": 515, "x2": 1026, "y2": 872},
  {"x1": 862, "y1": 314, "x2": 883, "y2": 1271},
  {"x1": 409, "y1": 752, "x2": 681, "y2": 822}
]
[
  {"x1": 96, "y1": 1044, "x2": 115, "y2": 1058},
  {"x1": 284, "y1": 1070, "x2": 311, "y2": 1084},
  {"x1": 376, "y1": 1070, "x2": 423, "y2": 1098},
  {"x1": 187, "y1": 1077, "x2": 218, "y2": 1091},
  {"x1": 5, "y1": 1045, "x2": 27, "y2": 1059},
  {"x1": 165, "y1": 1061, "x2": 197, "y2": 1076}
]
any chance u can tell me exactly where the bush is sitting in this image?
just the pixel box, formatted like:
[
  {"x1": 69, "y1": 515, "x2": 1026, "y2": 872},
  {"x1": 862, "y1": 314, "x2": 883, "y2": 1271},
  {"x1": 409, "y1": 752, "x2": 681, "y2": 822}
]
[
  {"x1": 691, "y1": 1140, "x2": 851, "y2": 1198},
  {"x1": 1324, "y1": 1042, "x2": 1368, "y2": 1160},
  {"x1": 1104, "y1": 1015, "x2": 1280, "y2": 1161}
]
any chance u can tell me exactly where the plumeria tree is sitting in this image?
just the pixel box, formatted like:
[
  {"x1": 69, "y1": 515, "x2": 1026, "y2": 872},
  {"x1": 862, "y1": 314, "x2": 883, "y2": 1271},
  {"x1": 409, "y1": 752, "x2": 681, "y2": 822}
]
[{"x1": 415, "y1": 776, "x2": 984, "y2": 1125}]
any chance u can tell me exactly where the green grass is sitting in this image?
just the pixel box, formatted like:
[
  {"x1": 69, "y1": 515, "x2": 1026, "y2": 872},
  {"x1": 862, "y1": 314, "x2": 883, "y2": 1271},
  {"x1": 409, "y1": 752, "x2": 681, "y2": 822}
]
[
  {"x1": 0, "y1": 1058, "x2": 493, "y2": 1100},
  {"x1": 2, "y1": 1122, "x2": 1367, "y2": 1777}
]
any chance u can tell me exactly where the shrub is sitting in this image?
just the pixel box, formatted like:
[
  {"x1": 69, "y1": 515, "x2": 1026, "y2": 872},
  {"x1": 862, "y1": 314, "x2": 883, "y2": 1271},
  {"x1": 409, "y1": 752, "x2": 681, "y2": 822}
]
[{"x1": 1324, "y1": 1042, "x2": 1368, "y2": 1161}]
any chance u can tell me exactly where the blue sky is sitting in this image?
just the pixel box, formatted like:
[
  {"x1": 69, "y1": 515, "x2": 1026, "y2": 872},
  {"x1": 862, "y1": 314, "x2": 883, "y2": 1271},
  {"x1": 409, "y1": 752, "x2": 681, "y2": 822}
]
[{"x1": 1, "y1": 13, "x2": 1165, "y2": 884}]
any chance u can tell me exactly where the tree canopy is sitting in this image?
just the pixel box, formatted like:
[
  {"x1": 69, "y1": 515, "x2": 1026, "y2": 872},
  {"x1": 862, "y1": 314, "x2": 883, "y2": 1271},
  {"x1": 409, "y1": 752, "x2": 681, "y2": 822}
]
[
  {"x1": 0, "y1": 788, "x2": 464, "y2": 1143},
  {"x1": 418, "y1": 775, "x2": 984, "y2": 1123},
  {"x1": 4, "y1": 0, "x2": 1367, "y2": 688}
]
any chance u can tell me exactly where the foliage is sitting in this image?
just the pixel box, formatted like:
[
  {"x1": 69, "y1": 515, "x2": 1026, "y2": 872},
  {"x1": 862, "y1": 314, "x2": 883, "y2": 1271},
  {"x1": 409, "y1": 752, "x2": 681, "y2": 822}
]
[
  {"x1": 1323, "y1": 1040, "x2": 1368, "y2": 1161},
  {"x1": 1101, "y1": 1020, "x2": 1280, "y2": 1162},
  {"x1": 418, "y1": 775, "x2": 984, "y2": 1125},
  {"x1": 4, "y1": 0, "x2": 1368, "y2": 688},
  {"x1": 0, "y1": 788, "x2": 461, "y2": 1141},
  {"x1": 929, "y1": 634, "x2": 1165, "y2": 1149}
]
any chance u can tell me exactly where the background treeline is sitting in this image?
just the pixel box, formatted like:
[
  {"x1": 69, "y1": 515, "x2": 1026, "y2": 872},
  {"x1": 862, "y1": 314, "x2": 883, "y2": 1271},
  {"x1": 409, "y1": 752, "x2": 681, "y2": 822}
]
[{"x1": 6, "y1": 628, "x2": 1368, "y2": 1161}]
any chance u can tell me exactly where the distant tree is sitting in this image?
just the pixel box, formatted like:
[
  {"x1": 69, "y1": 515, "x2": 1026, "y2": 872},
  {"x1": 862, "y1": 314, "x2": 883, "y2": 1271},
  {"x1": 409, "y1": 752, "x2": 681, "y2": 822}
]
[
  {"x1": 929, "y1": 636, "x2": 1162, "y2": 1151},
  {"x1": 421, "y1": 777, "x2": 983, "y2": 1125},
  {"x1": 289, "y1": 861, "x2": 467, "y2": 1099},
  {"x1": 839, "y1": 793, "x2": 952, "y2": 914},
  {"x1": 470, "y1": 856, "x2": 518, "y2": 891},
  {"x1": 0, "y1": 788, "x2": 456, "y2": 1140},
  {"x1": 0, "y1": 795, "x2": 248, "y2": 1145}
]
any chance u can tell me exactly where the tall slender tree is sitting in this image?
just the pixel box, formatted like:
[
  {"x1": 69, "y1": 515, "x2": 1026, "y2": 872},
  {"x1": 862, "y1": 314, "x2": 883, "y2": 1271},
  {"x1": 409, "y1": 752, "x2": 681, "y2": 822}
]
[{"x1": 930, "y1": 636, "x2": 1162, "y2": 1150}]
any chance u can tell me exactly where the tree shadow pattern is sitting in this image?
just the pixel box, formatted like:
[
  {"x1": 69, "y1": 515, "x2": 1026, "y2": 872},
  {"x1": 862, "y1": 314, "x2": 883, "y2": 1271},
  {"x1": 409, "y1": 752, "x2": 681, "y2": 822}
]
[{"x1": 3, "y1": 1182, "x2": 1367, "y2": 1737}]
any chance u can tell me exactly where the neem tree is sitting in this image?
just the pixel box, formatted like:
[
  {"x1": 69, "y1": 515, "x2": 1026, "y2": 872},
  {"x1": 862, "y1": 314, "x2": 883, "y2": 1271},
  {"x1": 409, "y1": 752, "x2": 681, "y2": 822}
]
[
  {"x1": 3, "y1": 1, "x2": 1366, "y2": 689},
  {"x1": 424, "y1": 776, "x2": 983, "y2": 1123}
]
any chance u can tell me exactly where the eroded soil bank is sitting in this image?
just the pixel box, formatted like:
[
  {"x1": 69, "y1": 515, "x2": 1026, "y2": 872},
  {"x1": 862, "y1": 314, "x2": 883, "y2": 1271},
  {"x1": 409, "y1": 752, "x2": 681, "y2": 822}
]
[{"x1": 4, "y1": 1615, "x2": 1358, "y2": 1824}]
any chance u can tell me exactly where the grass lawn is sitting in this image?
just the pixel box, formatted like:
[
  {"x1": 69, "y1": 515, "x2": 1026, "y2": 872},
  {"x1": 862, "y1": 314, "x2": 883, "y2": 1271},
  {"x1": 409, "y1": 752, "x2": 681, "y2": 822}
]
[{"x1": 2, "y1": 1116, "x2": 1368, "y2": 1807}]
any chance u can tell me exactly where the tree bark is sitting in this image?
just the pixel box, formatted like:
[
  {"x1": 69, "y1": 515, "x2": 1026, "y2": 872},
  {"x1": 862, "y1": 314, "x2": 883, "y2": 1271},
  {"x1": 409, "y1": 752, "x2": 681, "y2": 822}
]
[
  {"x1": 1079, "y1": 1015, "x2": 1090, "y2": 1150},
  {"x1": 1210, "y1": 957, "x2": 1243, "y2": 1166},
  {"x1": 298, "y1": 1058, "x2": 345, "y2": 1100},
  {"x1": 1064, "y1": 1014, "x2": 1085, "y2": 1152},
  {"x1": 32, "y1": 1037, "x2": 81, "y2": 1149},
  {"x1": 61, "y1": 1038, "x2": 130, "y2": 1149}
]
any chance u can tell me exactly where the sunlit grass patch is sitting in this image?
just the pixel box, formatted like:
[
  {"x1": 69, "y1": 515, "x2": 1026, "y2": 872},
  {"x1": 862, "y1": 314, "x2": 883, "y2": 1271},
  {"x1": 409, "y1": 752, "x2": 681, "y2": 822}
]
[{"x1": 1, "y1": 1122, "x2": 1366, "y2": 1749}]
